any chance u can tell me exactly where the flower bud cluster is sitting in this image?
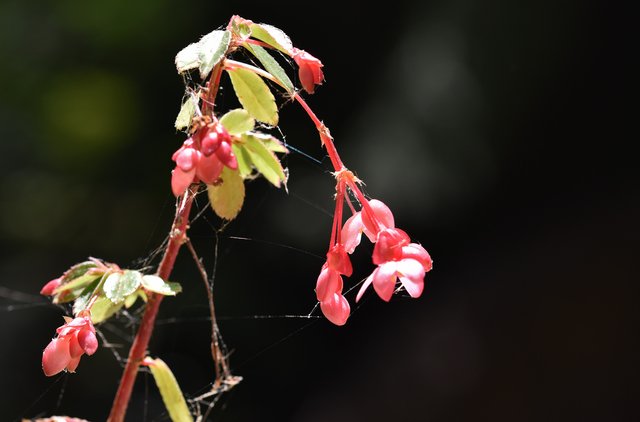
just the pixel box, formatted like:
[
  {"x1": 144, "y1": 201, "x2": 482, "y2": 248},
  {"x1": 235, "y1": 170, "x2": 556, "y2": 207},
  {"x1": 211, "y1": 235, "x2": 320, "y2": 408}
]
[{"x1": 171, "y1": 122, "x2": 238, "y2": 196}]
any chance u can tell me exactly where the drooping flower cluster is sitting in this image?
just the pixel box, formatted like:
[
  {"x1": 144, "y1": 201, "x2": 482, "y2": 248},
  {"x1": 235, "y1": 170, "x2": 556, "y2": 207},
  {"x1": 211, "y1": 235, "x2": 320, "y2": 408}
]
[
  {"x1": 171, "y1": 121, "x2": 238, "y2": 197},
  {"x1": 315, "y1": 174, "x2": 432, "y2": 325},
  {"x1": 42, "y1": 311, "x2": 98, "y2": 376}
]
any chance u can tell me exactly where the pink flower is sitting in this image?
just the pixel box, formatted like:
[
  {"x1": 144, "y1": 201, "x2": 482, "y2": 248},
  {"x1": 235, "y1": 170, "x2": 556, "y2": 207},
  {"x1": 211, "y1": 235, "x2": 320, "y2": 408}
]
[
  {"x1": 170, "y1": 124, "x2": 238, "y2": 197},
  {"x1": 42, "y1": 313, "x2": 98, "y2": 376},
  {"x1": 292, "y1": 48, "x2": 324, "y2": 94},
  {"x1": 356, "y1": 231, "x2": 432, "y2": 302}
]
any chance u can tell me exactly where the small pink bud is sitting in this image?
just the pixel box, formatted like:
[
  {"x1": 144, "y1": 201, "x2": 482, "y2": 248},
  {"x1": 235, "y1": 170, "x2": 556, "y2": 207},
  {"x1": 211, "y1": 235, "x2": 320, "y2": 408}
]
[
  {"x1": 215, "y1": 141, "x2": 238, "y2": 169},
  {"x1": 40, "y1": 277, "x2": 61, "y2": 296},
  {"x1": 171, "y1": 167, "x2": 196, "y2": 197},
  {"x1": 201, "y1": 131, "x2": 220, "y2": 156},
  {"x1": 175, "y1": 147, "x2": 200, "y2": 172},
  {"x1": 320, "y1": 293, "x2": 350, "y2": 326},
  {"x1": 315, "y1": 265, "x2": 343, "y2": 302},
  {"x1": 196, "y1": 153, "x2": 224, "y2": 184}
]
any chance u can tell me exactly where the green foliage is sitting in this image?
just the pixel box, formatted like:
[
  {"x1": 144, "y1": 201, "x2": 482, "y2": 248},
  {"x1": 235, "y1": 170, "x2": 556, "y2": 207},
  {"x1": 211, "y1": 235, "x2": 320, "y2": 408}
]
[
  {"x1": 227, "y1": 67, "x2": 279, "y2": 125},
  {"x1": 241, "y1": 133, "x2": 287, "y2": 187},
  {"x1": 175, "y1": 96, "x2": 197, "y2": 131},
  {"x1": 104, "y1": 270, "x2": 142, "y2": 304},
  {"x1": 219, "y1": 108, "x2": 255, "y2": 135},
  {"x1": 146, "y1": 357, "x2": 194, "y2": 422},
  {"x1": 249, "y1": 23, "x2": 293, "y2": 55},
  {"x1": 175, "y1": 29, "x2": 231, "y2": 80},
  {"x1": 208, "y1": 167, "x2": 245, "y2": 220},
  {"x1": 245, "y1": 43, "x2": 294, "y2": 94},
  {"x1": 141, "y1": 275, "x2": 182, "y2": 296}
]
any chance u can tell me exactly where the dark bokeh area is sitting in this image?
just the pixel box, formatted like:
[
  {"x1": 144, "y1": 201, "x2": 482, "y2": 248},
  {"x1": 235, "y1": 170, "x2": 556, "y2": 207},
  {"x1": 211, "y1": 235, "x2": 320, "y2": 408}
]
[{"x1": 0, "y1": 1, "x2": 635, "y2": 421}]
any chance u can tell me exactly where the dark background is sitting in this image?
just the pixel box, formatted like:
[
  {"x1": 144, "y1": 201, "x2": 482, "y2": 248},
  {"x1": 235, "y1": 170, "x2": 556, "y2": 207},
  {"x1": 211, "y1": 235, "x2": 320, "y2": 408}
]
[{"x1": 0, "y1": 1, "x2": 635, "y2": 421}]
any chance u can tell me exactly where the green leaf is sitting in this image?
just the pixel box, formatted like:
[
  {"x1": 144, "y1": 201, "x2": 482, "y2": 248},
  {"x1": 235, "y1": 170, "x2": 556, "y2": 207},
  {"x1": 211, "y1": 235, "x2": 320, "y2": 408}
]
[
  {"x1": 145, "y1": 357, "x2": 194, "y2": 422},
  {"x1": 249, "y1": 23, "x2": 293, "y2": 55},
  {"x1": 250, "y1": 131, "x2": 289, "y2": 153},
  {"x1": 232, "y1": 144, "x2": 253, "y2": 178},
  {"x1": 54, "y1": 272, "x2": 100, "y2": 294},
  {"x1": 219, "y1": 109, "x2": 255, "y2": 135},
  {"x1": 243, "y1": 133, "x2": 286, "y2": 187},
  {"x1": 175, "y1": 42, "x2": 201, "y2": 73},
  {"x1": 175, "y1": 96, "x2": 197, "y2": 130},
  {"x1": 104, "y1": 270, "x2": 142, "y2": 304},
  {"x1": 227, "y1": 67, "x2": 278, "y2": 125},
  {"x1": 141, "y1": 275, "x2": 182, "y2": 296},
  {"x1": 72, "y1": 278, "x2": 101, "y2": 315},
  {"x1": 198, "y1": 30, "x2": 231, "y2": 80},
  {"x1": 62, "y1": 261, "x2": 97, "y2": 283},
  {"x1": 124, "y1": 291, "x2": 140, "y2": 308},
  {"x1": 90, "y1": 296, "x2": 123, "y2": 324},
  {"x1": 245, "y1": 43, "x2": 294, "y2": 94},
  {"x1": 207, "y1": 167, "x2": 245, "y2": 220}
]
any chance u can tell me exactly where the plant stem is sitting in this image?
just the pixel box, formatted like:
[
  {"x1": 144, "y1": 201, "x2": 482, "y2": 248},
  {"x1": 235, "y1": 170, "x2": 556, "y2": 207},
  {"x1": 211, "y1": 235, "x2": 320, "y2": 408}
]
[{"x1": 107, "y1": 189, "x2": 195, "y2": 422}]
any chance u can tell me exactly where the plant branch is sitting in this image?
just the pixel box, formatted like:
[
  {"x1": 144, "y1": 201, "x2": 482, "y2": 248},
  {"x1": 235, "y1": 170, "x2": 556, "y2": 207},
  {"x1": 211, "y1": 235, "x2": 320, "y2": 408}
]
[{"x1": 107, "y1": 187, "x2": 196, "y2": 422}]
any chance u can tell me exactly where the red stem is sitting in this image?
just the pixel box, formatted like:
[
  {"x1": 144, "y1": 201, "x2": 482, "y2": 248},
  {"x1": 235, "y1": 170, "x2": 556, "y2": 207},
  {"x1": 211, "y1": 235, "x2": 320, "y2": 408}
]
[{"x1": 107, "y1": 189, "x2": 195, "y2": 422}]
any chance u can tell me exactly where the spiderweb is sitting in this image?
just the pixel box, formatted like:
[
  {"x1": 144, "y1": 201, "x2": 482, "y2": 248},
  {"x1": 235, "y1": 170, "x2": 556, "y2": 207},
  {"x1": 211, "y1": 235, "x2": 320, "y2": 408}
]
[{"x1": 0, "y1": 124, "x2": 382, "y2": 421}]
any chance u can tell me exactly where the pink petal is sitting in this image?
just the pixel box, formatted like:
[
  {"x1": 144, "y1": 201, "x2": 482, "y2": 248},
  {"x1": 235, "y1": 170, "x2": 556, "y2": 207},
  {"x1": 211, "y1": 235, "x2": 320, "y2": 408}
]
[
  {"x1": 372, "y1": 228, "x2": 410, "y2": 265},
  {"x1": 315, "y1": 266, "x2": 343, "y2": 302},
  {"x1": 397, "y1": 259, "x2": 426, "y2": 298},
  {"x1": 402, "y1": 243, "x2": 433, "y2": 272},
  {"x1": 42, "y1": 338, "x2": 71, "y2": 377},
  {"x1": 171, "y1": 167, "x2": 196, "y2": 197},
  {"x1": 77, "y1": 329, "x2": 98, "y2": 356},
  {"x1": 320, "y1": 293, "x2": 350, "y2": 326},
  {"x1": 196, "y1": 153, "x2": 224, "y2": 184},
  {"x1": 68, "y1": 333, "x2": 84, "y2": 358},
  {"x1": 361, "y1": 199, "x2": 395, "y2": 240},
  {"x1": 326, "y1": 244, "x2": 353, "y2": 277},
  {"x1": 372, "y1": 261, "x2": 398, "y2": 302},
  {"x1": 66, "y1": 355, "x2": 82, "y2": 373},
  {"x1": 341, "y1": 213, "x2": 363, "y2": 254},
  {"x1": 40, "y1": 277, "x2": 62, "y2": 296},
  {"x1": 355, "y1": 272, "x2": 374, "y2": 303}
]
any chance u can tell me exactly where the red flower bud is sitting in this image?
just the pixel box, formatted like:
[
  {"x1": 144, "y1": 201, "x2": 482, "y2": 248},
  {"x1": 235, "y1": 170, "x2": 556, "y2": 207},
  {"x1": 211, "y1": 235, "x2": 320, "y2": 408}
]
[
  {"x1": 40, "y1": 277, "x2": 62, "y2": 296},
  {"x1": 292, "y1": 48, "x2": 324, "y2": 94},
  {"x1": 215, "y1": 141, "x2": 238, "y2": 170},
  {"x1": 201, "y1": 131, "x2": 220, "y2": 156}
]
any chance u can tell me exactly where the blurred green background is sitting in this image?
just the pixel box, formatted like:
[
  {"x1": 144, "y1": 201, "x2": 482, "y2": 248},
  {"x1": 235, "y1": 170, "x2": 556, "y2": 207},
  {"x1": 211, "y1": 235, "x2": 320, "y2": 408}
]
[{"x1": 0, "y1": 0, "x2": 634, "y2": 421}]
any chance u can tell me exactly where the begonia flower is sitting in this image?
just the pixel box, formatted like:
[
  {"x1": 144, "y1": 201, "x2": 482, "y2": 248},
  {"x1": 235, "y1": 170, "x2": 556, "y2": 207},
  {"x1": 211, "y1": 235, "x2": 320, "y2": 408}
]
[
  {"x1": 356, "y1": 230, "x2": 432, "y2": 302},
  {"x1": 292, "y1": 48, "x2": 324, "y2": 94},
  {"x1": 42, "y1": 313, "x2": 98, "y2": 376}
]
